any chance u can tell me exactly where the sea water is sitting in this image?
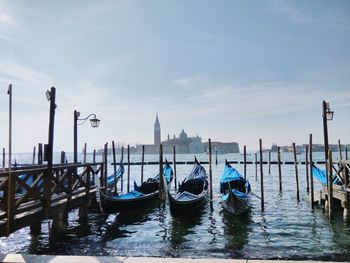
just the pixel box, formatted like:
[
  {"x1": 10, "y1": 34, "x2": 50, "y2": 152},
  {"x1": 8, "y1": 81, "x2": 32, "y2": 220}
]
[{"x1": 0, "y1": 151, "x2": 349, "y2": 260}]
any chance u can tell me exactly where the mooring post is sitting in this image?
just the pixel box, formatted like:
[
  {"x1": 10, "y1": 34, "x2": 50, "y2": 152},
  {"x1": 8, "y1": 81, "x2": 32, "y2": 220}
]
[
  {"x1": 268, "y1": 150, "x2": 271, "y2": 174},
  {"x1": 38, "y1": 143, "x2": 43, "y2": 165},
  {"x1": 305, "y1": 145, "x2": 310, "y2": 194},
  {"x1": 208, "y1": 139, "x2": 213, "y2": 210},
  {"x1": 60, "y1": 151, "x2": 66, "y2": 164},
  {"x1": 83, "y1": 143, "x2": 87, "y2": 163},
  {"x1": 215, "y1": 148, "x2": 218, "y2": 165},
  {"x1": 127, "y1": 145, "x2": 130, "y2": 193},
  {"x1": 255, "y1": 152, "x2": 258, "y2": 179},
  {"x1": 173, "y1": 145, "x2": 177, "y2": 190},
  {"x1": 44, "y1": 87, "x2": 56, "y2": 219},
  {"x1": 343, "y1": 164, "x2": 349, "y2": 221},
  {"x1": 346, "y1": 147, "x2": 348, "y2": 160},
  {"x1": 338, "y1": 139, "x2": 343, "y2": 161},
  {"x1": 309, "y1": 134, "x2": 315, "y2": 208},
  {"x1": 259, "y1": 139, "x2": 264, "y2": 211},
  {"x1": 112, "y1": 141, "x2": 117, "y2": 194},
  {"x1": 158, "y1": 144, "x2": 165, "y2": 200},
  {"x1": 328, "y1": 149, "x2": 334, "y2": 218},
  {"x1": 32, "y1": 146, "x2": 36, "y2": 165},
  {"x1": 103, "y1": 143, "x2": 108, "y2": 191},
  {"x1": 93, "y1": 149, "x2": 96, "y2": 163},
  {"x1": 2, "y1": 148, "x2": 5, "y2": 168},
  {"x1": 243, "y1": 145, "x2": 247, "y2": 180},
  {"x1": 121, "y1": 146, "x2": 124, "y2": 193},
  {"x1": 141, "y1": 145, "x2": 145, "y2": 184},
  {"x1": 278, "y1": 146, "x2": 282, "y2": 192},
  {"x1": 293, "y1": 143, "x2": 300, "y2": 202}
]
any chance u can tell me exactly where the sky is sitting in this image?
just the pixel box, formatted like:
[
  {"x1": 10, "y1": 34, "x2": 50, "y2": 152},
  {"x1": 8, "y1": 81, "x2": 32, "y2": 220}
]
[{"x1": 0, "y1": 0, "x2": 349, "y2": 153}]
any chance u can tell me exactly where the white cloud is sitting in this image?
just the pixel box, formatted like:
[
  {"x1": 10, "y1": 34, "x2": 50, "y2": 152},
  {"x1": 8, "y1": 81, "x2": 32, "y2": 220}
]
[{"x1": 173, "y1": 75, "x2": 209, "y2": 90}]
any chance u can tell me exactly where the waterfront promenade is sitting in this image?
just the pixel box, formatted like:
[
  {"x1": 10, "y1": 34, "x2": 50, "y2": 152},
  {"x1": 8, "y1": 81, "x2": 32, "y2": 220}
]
[{"x1": 0, "y1": 254, "x2": 343, "y2": 263}]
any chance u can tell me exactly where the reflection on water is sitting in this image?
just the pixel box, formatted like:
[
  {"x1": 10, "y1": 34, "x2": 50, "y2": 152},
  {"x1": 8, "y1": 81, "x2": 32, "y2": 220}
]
[{"x1": 1, "y1": 152, "x2": 350, "y2": 260}]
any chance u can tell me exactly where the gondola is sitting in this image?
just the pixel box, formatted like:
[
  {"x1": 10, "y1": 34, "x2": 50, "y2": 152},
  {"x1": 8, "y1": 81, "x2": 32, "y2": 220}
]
[
  {"x1": 106, "y1": 163, "x2": 125, "y2": 188},
  {"x1": 220, "y1": 160, "x2": 251, "y2": 215},
  {"x1": 99, "y1": 160, "x2": 173, "y2": 213},
  {"x1": 168, "y1": 158, "x2": 208, "y2": 211}
]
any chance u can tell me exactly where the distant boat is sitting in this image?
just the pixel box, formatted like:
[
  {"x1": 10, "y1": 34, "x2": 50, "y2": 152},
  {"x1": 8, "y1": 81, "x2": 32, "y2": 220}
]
[
  {"x1": 168, "y1": 157, "x2": 208, "y2": 212},
  {"x1": 219, "y1": 160, "x2": 251, "y2": 215},
  {"x1": 99, "y1": 160, "x2": 173, "y2": 213}
]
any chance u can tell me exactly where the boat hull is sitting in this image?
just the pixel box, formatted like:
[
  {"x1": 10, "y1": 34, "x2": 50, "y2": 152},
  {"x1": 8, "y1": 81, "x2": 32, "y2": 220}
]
[
  {"x1": 168, "y1": 190, "x2": 208, "y2": 213},
  {"x1": 221, "y1": 192, "x2": 250, "y2": 215}
]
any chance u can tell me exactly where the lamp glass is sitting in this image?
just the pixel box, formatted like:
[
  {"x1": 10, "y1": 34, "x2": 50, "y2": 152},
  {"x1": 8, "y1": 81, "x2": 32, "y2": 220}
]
[
  {"x1": 326, "y1": 111, "x2": 334, "y2": 121},
  {"x1": 90, "y1": 118, "x2": 100, "y2": 128}
]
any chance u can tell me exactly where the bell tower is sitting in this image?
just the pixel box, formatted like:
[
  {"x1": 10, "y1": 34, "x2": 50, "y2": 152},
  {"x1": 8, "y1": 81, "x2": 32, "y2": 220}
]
[{"x1": 154, "y1": 113, "x2": 161, "y2": 146}]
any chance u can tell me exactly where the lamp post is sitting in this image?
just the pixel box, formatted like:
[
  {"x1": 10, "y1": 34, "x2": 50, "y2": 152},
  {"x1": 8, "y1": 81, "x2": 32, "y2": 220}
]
[
  {"x1": 73, "y1": 110, "x2": 100, "y2": 163},
  {"x1": 322, "y1": 100, "x2": 334, "y2": 186}
]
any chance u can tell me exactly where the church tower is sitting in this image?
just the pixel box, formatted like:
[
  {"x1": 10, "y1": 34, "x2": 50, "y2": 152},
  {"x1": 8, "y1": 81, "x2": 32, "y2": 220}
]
[{"x1": 154, "y1": 113, "x2": 161, "y2": 146}]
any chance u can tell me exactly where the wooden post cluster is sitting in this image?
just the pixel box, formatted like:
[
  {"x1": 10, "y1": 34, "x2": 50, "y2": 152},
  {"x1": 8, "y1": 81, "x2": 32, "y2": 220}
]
[
  {"x1": 259, "y1": 139, "x2": 264, "y2": 211},
  {"x1": 292, "y1": 143, "x2": 300, "y2": 202}
]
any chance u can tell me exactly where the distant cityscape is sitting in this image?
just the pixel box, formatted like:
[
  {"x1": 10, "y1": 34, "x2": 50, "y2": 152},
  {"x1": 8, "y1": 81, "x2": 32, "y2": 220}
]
[
  {"x1": 98, "y1": 114, "x2": 239, "y2": 154},
  {"x1": 97, "y1": 114, "x2": 349, "y2": 155}
]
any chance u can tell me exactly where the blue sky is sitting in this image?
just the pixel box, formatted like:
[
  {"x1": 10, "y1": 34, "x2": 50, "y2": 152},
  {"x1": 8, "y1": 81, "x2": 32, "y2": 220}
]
[{"x1": 0, "y1": 0, "x2": 349, "y2": 153}]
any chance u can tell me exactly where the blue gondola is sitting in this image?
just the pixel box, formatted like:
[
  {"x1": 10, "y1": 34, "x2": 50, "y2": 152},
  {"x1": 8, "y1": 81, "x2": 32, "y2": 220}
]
[
  {"x1": 100, "y1": 160, "x2": 173, "y2": 213},
  {"x1": 220, "y1": 160, "x2": 251, "y2": 215},
  {"x1": 312, "y1": 164, "x2": 341, "y2": 186},
  {"x1": 168, "y1": 158, "x2": 208, "y2": 211}
]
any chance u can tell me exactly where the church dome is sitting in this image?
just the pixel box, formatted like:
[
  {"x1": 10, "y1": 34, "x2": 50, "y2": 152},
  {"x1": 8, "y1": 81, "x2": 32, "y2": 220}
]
[{"x1": 179, "y1": 129, "x2": 188, "y2": 139}]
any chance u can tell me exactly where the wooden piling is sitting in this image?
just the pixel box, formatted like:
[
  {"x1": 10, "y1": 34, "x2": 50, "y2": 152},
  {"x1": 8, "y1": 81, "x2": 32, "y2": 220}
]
[
  {"x1": 346, "y1": 147, "x2": 348, "y2": 160},
  {"x1": 309, "y1": 134, "x2": 315, "y2": 209},
  {"x1": 305, "y1": 145, "x2": 309, "y2": 194},
  {"x1": 215, "y1": 148, "x2": 218, "y2": 165},
  {"x1": 104, "y1": 143, "x2": 108, "y2": 190},
  {"x1": 338, "y1": 139, "x2": 343, "y2": 161},
  {"x1": 173, "y1": 145, "x2": 177, "y2": 190},
  {"x1": 121, "y1": 146, "x2": 124, "y2": 193},
  {"x1": 60, "y1": 151, "x2": 66, "y2": 164},
  {"x1": 32, "y1": 146, "x2": 36, "y2": 165},
  {"x1": 278, "y1": 146, "x2": 282, "y2": 192},
  {"x1": 141, "y1": 145, "x2": 145, "y2": 183},
  {"x1": 259, "y1": 139, "x2": 264, "y2": 211},
  {"x1": 268, "y1": 151, "x2": 271, "y2": 174},
  {"x1": 243, "y1": 145, "x2": 247, "y2": 180},
  {"x1": 127, "y1": 145, "x2": 130, "y2": 193},
  {"x1": 327, "y1": 149, "x2": 334, "y2": 218},
  {"x1": 158, "y1": 144, "x2": 165, "y2": 200},
  {"x1": 83, "y1": 143, "x2": 87, "y2": 163},
  {"x1": 112, "y1": 141, "x2": 117, "y2": 194},
  {"x1": 292, "y1": 143, "x2": 300, "y2": 202},
  {"x1": 38, "y1": 143, "x2": 43, "y2": 165},
  {"x1": 208, "y1": 139, "x2": 213, "y2": 210},
  {"x1": 255, "y1": 153, "x2": 258, "y2": 179},
  {"x1": 93, "y1": 149, "x2": 96, "y2": 163},
  {"x1": 2, "y1": 148, "x2": 5, "y2": 168}
]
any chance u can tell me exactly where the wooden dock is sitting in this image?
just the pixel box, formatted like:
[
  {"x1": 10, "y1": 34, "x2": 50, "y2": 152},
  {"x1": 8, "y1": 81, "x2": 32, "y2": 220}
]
[{"x1": 0, "y1": 162, "x2": 106, "y2": 236}]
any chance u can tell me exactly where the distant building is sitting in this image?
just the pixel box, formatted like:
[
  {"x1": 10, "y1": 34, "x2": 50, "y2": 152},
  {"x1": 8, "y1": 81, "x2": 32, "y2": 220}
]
[{"x1": 136, "y1": 114, "x2": 239, "y2": 154}]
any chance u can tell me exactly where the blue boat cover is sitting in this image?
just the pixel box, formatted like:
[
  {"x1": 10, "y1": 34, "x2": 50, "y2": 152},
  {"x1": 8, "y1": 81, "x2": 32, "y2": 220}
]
[
  {"x1": 183, "y1": 159, "x2": 207, "y2": 183},
  {"x1": 110, "y1": 190, "x2": 144, "y2": 200},
  {"x1": 107, "y1": 164, "x2": 125, "y2": 187},
  {"x1": 220, "y1": 162, "x2": 244, "y2": 184},
  {"x1": 312, "y1": 165, "x2": 340, "y2": 186}
]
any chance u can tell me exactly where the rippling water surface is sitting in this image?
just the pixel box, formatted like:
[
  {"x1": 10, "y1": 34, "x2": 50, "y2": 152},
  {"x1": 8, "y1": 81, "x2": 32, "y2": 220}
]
[{"x1": 0, "y1": 152, "x2": 349, "y2": 260}]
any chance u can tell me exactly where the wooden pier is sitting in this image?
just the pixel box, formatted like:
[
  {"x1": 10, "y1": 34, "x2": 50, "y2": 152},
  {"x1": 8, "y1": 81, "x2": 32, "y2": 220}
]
[{"x1": 0, "y1": 162, "x2": 105, "y2": 237}]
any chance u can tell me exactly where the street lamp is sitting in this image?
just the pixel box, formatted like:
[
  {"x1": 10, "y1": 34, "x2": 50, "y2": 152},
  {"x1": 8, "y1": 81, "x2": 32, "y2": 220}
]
[
  {"x1": 73, "y1": 110, "x2": 100, "y2": 163},
  {"x1": 322, "y1": 100, "x2": 334, "y2": 186}
]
